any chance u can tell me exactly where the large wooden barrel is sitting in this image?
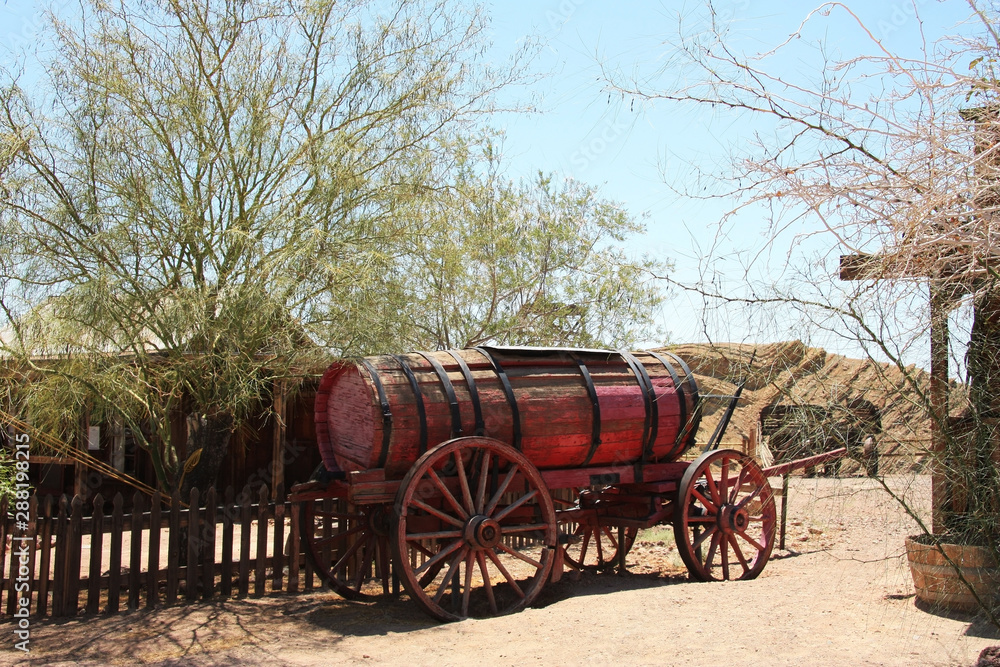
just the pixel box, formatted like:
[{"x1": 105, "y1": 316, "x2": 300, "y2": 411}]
[{"x1": 315, "y1": 346, "x2": 700, "y2": 479}]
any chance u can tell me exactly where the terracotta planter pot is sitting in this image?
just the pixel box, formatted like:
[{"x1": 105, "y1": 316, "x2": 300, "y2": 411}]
[{"x1": 906, "y1": 536, "x2": 1000, "y2": 613}]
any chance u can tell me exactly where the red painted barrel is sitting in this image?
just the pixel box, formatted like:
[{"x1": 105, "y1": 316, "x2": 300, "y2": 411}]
[{"x1": 315, "y1": 347, "x2": 700, "y2": 479}]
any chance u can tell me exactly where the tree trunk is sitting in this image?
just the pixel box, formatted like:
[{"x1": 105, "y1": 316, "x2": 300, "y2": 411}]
[{"x1": 180, "y1": 412, "x2": 234, "y2": 500}]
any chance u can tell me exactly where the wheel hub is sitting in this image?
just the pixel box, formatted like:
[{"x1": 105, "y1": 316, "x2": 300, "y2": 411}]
[
  {"x1": 369, "y1": 506, "x2": 392, "y2": 537},
  {"x1": 719, "y1": 504, "x2": 749, "y2": 534},
  {"x1": 464, "y1": 515, "x2": 502, "y2": 549}
]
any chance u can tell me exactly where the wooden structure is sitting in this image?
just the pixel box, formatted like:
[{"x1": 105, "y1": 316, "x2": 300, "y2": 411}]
[
  {"x1": 292, "y1": 346, "x2": 843, "y2": 621},
  {"x1": 0, "y1": 484, "x2": 311, "y2": 618}
]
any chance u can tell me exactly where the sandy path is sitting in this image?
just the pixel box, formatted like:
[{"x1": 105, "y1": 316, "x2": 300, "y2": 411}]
[{"x1": 3, "y1": 475, "x2": 998, "y2": 667}]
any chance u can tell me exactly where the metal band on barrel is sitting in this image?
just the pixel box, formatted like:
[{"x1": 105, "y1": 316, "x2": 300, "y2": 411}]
[
  {"x1": 571, "y1": 353, "x2": 602, "y2": 466},
  {"x1": 447, "y1": 350, "x2": 485, "y2": 436},
  {"x1": 391, "y1": 354, "x2": 428, "y2": 455},
  {"x1": 359, "y1": 357, "x2": 393, "y2": 468},
  {"x1": 418, "y1": 352, "x2": 463, "y2": 438},
  {"x1": 473, "y1": 347, "x2": 522, "y2": 451},
  {"x1": 648, "y1": 351, "x2": 686, "y2": 461},
  {"x1": 619, "y1": 350, "x2": 658, "y2": 463},
  {"x1": 661, "y1": 351, "x2": 701, "y2": 452}
]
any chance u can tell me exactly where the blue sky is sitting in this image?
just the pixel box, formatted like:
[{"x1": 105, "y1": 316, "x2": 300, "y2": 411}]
[
  {"x1": 0, "y1": 0, "x2": 980, "y2": 364},
  {"x1": 479, "y1": 0, "x2": 976, "y2": 364}
]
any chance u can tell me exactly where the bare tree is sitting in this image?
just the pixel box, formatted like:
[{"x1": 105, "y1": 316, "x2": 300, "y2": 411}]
[{"x1": 602, "y1": 0, "x2": 1000, "y2": 624}]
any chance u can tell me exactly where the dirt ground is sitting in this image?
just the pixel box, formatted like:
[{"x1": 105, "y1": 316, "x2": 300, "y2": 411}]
[{"x1": 3, "y1": 475, "x2": 998, "y2": 667}]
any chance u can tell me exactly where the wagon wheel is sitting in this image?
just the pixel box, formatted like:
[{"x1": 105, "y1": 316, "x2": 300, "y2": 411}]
[
  {"x1": 673, "y1": 448, "x2": 776, "y2": 582},
  {"x1": 553, "y1": 490, "x2": 637, "y2": 571},
  {"x1": 392, "y1": 437, "x2": 557, "y2": 622},
  {"x1": 301, "y1": 499, "x2": 396, "y2": 600}
]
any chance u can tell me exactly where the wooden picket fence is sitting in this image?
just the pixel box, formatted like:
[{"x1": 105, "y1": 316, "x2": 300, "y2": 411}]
[{"x1": 0, "y1": 484, "x2": 325, "y2": 618}]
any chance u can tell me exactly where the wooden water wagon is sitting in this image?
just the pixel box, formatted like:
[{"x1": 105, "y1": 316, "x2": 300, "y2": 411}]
[{"x1": 291, "y1": 346, "x2": 835, "y2": 621}]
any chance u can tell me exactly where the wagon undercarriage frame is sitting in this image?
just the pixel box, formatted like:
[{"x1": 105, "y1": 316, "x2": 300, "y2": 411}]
[{"x1": 290, "y1": 435, "x2": 823, "y2": 621}]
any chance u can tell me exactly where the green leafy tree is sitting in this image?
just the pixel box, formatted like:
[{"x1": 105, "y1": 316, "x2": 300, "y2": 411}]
[
  {"x1": 0, "y1": 0, "x2": 666, "y2": 495},
  {"x1": 0, "y1": 0, "x2": 532, "y2": 494}
]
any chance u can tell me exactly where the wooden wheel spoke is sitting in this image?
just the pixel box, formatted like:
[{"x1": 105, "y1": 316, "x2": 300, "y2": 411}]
[
  {"x1": 579, "y1": 530, "x2": 591, "y2": 563},
  {"x1": 410, "y1": 540, "x2": 436, "y2": 559},
  {"x1": 736, "y1": 483, "x2": 765, "y2": 511},
  {"x1": 601, "y1": 527, "x2": 620, "y2": 551},
  {"x1": 406, "y1": 529, "x2": 463, "y2": 541},
  {"x1": 686, "y1": 515, "x2": 716, "y2": 523},
  {"x1": 729, "y1": 468, "x2": 749, "y2": 505},
  {"x1": 432, "y1": 547, "x2": 468, "y2": 605},
  {"x1": 455, "y1": 450, "x2": 475, "y2": 515},
  {"x1": 692, "y1": 524, "x2": 716, "y2": 551},
  {"x1": 461, "y1": 551, "x2": 475, "y2": 617},
  {"x1": 477, "y1": 551, "x2": 497, "y2": 614},
  {"x1": 410, "y1": 497, "x2": 464, "y2": 528},
  {"x1": 484, "y1": 465, "x2": 519, "y2": 516},
  {"x1": 721, "y1": 533, "x2": 730, "y2": 580},
  {"x1": 428, "y1": 469, "x2": 468, "y2": 520},
  {"x1": 497, "y1": 543, "x2": 543, "y2": 569},
  {"x1": 728, "y1": 534, "x2": 750, "y2": 574},
  {"x1": 691, "y1": 488, "x2": 717, "y2": 513},
  {"x1": 413, "y1": 539, "x2": 464, "y2": 577},
  {"x1": 330, "y1": 532, "x2": 367, "y2": 576},
  {"x1": 735, "y1": 527, "x2": 768, "y2": 553},
  {"x1": 719, "y1": 460, "x2": 730, "y2": 504},
  {"x1": 486, "y1": 549, "x2": 525, "y2": 599},
  {"x1": 493, "y1": 489, "x2": 538, "y2": 522},
  {"x1": 595, "y1": 529, "x2": 607, "y2": 563},
  {"x1": 475, "y1": 451, "x2": 491, "y2": 514},
  {"x1": 703, "y1": 468, "x2": 722, "y2": 506},
  {"x1": 499, "y1": 522, "x2": 549, "y2": 534},
  {"x1": 353, "y1": 540, "x2": 375, "y2": 591},
  {"x1": 704, "y1": 530, "x2": 722, "y2": 569}
]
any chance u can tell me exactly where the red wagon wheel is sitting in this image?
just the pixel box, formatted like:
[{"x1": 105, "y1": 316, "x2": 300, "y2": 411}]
[
  {"x1": 301, "y1": 499, "x2": 395, "y2": 600},
  {"x1": 553, "y1": 489, "x2": 637, "y2": 571},
  {"x1": 673, "y1": 448, "x2": 776, "y2": 582},
  {"x1": 562, "y1": 520, "x2": 637, "y2": 571},
  {"x1": 391, "y1": 437, "x2": 557, "y2": 622}
]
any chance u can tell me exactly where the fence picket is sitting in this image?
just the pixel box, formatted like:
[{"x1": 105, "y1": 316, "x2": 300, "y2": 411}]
[
  {"x1": 65, "y1": 496, "x2": 84, "y2": 616},
  {"x1": 147, "y1": 492, "x2": 162, "y2": 609},
  {"x1": 272, "y1": 485, "x2": 284, "y2": 593},
  {"x1": 202, "y1": 488, "x2": 217, "y2": 600},
  {"x1": 25, "y1": 496, "x2": 38, "y2": 615},
  {"x1": 288, "y1": 500, "x2": 300, "y2": 594},
  {"x1": 128, "y1": 492, "x2": 144, "y2": 610},
  {"x1": 36, "y1": 496, "x2": 53, "y2": 616},
  {"x1": 238, "y1": 486, "x2": 252, "y2": 598},
  {"x1": 221, "y1": 486, "x2": 234, "y2": 598},
  {"x1": 187, "y1": 488, "x2": 200, "y2": 602},
  {"x1": 107, "y1": 493, "x2": 124, "y2": 615},
  {"x1": 87, "y1": 494, "x2": 105, "y2": 614},
  {"x1": 51, "y1": 496, "x2": 68, "y2": 616},
  {"x1": 166, "y1": 490, "x2": 181, "y2": 604},
  {"x1": 255, "y1": 486, "x2": 269, "y2": 597}
]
